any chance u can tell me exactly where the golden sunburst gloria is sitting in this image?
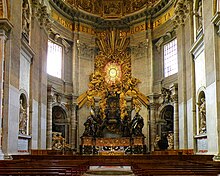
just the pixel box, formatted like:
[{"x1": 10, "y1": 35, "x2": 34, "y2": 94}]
[{"x1": 105, "y1": 62, "x2": 121, "y2": 84}]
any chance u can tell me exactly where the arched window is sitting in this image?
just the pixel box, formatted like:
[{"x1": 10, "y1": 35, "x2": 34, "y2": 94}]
[{"x1": 47, "y1": 40, "x2": 63, "y2": 78}]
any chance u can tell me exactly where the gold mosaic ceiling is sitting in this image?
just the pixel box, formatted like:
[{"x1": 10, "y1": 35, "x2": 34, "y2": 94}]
[{"x1": 64, "y1": 0, "x2": 161, "y2": 18}]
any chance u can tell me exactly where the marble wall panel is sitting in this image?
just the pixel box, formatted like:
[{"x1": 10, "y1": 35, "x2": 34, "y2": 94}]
[
  {"x1": 187, "y1": 98, "x2": 194, "y2": 149},
  {"x1": 8, "y1": 85, "x2": 19, "y2": 154},
  {"x1": 20, "y1": 50, "x2": 30, "y2": 96},
  {"x1": 206, "y1": 82, "x2": 218, "y2": 154},
  {"x1": 31, "y1": 99, "x2": 38, "y2": 149},
  {"x1": 41, "y1": 103, "x2": 47, "y2": 149},
  {"x1": 179, "y1": 102, "x2": 185, "y2": 149}
]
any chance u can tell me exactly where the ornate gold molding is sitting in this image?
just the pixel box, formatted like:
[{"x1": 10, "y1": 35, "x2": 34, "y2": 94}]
[
  {"x1": 152, "y1": 6, "x2": 175, "y2": 29},
  {"x1": 51, "y1": 9, "x2": 73, "y2": 31},
  {"x1": 68, "y1": 0, "x2": 160, "y2": 18},
  {"x1": 77, "y1": 29, "x2": 149, "y2": 118}
]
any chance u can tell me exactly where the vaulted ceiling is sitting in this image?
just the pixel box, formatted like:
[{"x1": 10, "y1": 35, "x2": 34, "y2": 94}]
[
  {"x1": 50, "y1": 0, "x2": 173, "y2": 28},
  {"x1": 63, "y1": 0, "x2": 162, "y2": 18}
]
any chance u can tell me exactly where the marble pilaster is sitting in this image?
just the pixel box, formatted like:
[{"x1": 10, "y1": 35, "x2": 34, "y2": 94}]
[
  {"x1": 173, "y1": 0, "x2": 190, "y2": 147},
  {"x1": 148, "y1": 94, "x2": 159, "y2": 151},
  {"x1": 211, "y1": 4, "x2": 220, "y2": 161},
  {"x1": 170, "y1": 83, "x2": 179, "y2": 149},
  {"x1": 70, "y1": 99, "x2": 77, "y2": 150},
  {"x1": 46, "y1": 85, "x2": 54, "y2": 149},
  {"x1": 0, "y1": 19, "x2": 12, "y2": 160}
]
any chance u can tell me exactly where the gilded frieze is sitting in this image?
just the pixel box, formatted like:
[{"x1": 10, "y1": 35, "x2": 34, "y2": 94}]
[
  {"x1": 74, "y1": 23, "x2": 95, "y2": 35},
  {"x1": 51, "y1": 9, "x2": 73, "y2": 31},
  {"x1": 152, "y1": 6, "x2": 174, "y2": 29}
]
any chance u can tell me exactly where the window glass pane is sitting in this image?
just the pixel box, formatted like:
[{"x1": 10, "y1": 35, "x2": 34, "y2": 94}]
[
  {"x1": 164, "y1": 39, "x2": 178, "y2": 77},
  {"x1": 47, "y1": 40, "x2": 62, "y2": 78}
]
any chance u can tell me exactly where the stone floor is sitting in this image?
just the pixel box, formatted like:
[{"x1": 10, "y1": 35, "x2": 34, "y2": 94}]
[{"x1": 83, "y1": 166, "x2": 135, "y2": 176}]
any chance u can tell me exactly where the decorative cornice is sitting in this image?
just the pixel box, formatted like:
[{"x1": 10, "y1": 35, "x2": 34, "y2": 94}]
[
  {"x1": 189, "y1": 34, "x2": 204, "y2": 58},
  {"x1": 0, "y1": 18, "x2": 13, "y2": 38},
  {"x1": 155, "y1": 31, "x2": 175, "y2": 51},
  {"x1": 211, "y1": 12, "x2": 220, "y2": 36},
  {"x1": 148, "y1": 93, "x2": 161, "y2": 105}
]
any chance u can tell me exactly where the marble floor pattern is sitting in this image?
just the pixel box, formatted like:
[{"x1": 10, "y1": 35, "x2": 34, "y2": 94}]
[{"x1": 83, "y1": 166, "x2": 135, "y2": 176}]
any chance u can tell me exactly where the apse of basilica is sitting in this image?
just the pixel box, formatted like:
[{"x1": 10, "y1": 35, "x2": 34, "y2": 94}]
[{"x1": 0, "y1": 0, "x2": 220, "y2": 161}]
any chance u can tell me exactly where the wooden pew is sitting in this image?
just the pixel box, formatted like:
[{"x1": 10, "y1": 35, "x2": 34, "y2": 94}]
[{"x1": 5, "y1": 152, "x2": 220, "y2": 176}]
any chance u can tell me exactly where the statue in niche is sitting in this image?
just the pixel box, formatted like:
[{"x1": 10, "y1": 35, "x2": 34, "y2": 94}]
[
  {"x1": 19, "y1": 99, "x2": 27, "y2": 135},
  {"x1": 131, "y1": 110, "x2": 144, "y2": 137},
  {"x1": 197, "y1": 97, "x2": 206, "y2": 134},
  {"x1": 22, "y1": 0, "x2": 30, "y2": 40},
  {"x1": 195, "y1": 0, "x2": 203, "y2": 33}
]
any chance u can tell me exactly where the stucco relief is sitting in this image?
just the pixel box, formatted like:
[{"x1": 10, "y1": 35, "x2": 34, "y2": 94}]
[{"x1": 22, "y1": 0, "x2": 31, "y2": 42}]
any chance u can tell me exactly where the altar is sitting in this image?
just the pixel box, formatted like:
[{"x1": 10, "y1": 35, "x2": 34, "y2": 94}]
[
  {"x1": 80, "y1": 137, "x2": 146, "y2": 155},
  {"x1": 77, "y1": 30, "x2": 149, "y2": 155}
]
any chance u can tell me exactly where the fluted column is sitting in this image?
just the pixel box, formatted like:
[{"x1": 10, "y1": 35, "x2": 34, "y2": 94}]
[
  {"x1": 148, "y1": 94, "x2": 159, "y2": 151},
  {"x1": 188, "y1": 1, "x2": 197, "y2": 150},
  {"x1": 171, "y1": 83, "x2": 179, "y2": 149},
  {"x1": 70, "y1": 99, "x2": 77, "y2": 150},
  {"x1": 149, "y1": 103, "x2": 156, "y2": 151},
  {"x1": 173, "y1": 0, "x2": 191, "y2": 148},
  {"x1": 0, "y1": 19, "x2": 12, "y2": 159},
  {"x1": 46, "y1": 86, "x2": 54, "y2": 149}
]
